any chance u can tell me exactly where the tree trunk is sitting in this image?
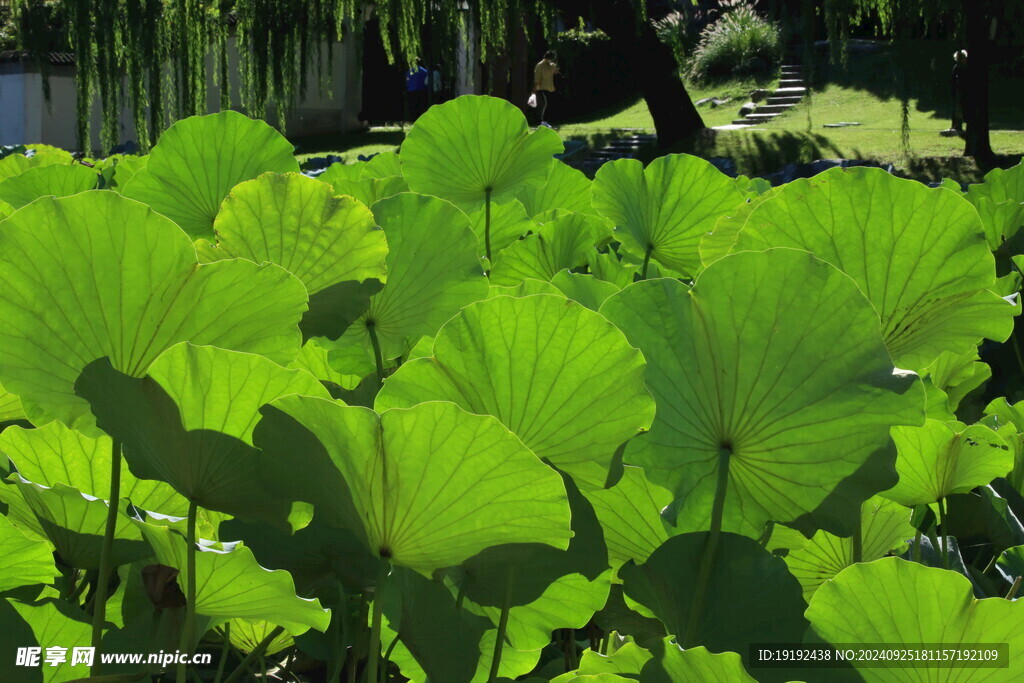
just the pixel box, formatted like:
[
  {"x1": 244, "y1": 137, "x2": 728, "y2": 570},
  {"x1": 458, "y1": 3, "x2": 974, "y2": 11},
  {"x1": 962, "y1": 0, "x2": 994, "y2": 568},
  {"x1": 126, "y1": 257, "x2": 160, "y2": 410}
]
[
  {"x1": 960, "y1": 0, "x2": 995, "y2": 164},
  {"x1": 582, "y1": 0, "x2": 706, "y2": 146}
]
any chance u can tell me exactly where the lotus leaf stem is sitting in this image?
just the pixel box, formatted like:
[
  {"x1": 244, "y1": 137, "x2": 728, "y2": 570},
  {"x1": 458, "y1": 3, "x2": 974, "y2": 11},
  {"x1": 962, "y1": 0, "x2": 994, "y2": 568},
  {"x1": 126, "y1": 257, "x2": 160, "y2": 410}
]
[
  {"x1": 178, "y1": 499, "x2": 199, "y2": 683},
  {"x1": 488, "y1": 565, "x2": 516, "y2": 682},
  {"x1": 367, "y1": 560, "x2": 390, "y2": 683},
  {"x1": 222, "y1": 625, "x2": 286, "y2": 683},
  {"x1": 92, "y1": 438, "x2": 123, "y2": 666}
]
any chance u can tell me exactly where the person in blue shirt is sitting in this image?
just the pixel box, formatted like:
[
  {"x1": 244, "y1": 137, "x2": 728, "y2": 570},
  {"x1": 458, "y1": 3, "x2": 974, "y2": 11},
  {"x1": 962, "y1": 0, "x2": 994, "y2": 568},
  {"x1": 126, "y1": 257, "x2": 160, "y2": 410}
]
[{"x1": 406, "y1": 58, "x2": 429, "y2": 122}]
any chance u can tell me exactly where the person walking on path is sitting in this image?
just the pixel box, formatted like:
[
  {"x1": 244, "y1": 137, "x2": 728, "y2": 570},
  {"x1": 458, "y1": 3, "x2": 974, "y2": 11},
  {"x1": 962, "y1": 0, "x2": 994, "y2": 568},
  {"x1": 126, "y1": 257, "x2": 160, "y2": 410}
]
[
  {"x1": 533, "y1": 50, "x2": 560, "y2": 127},
  {"x1": 406, "y1": 57, "x2": 430, "y2": 122},
  {"x1": 950, "y1": 50, "x2": 968, "y2": 134}
]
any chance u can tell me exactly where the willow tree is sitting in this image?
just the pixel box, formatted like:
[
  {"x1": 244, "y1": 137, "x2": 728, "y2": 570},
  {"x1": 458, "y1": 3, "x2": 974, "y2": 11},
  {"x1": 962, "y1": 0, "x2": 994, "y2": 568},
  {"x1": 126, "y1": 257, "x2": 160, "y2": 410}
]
[
  {"x1": 825, "y1": 0, "x2": 1024, "y2": 163},
  {"x1": 11, "y1": 0, "x2": 705, "y2": 153}
]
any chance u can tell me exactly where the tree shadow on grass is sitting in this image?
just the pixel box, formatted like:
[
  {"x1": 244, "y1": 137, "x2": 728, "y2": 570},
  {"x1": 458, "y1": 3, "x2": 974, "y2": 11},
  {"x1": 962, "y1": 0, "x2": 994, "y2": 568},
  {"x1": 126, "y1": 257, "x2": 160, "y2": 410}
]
[
  {"x1": 657, "y1": 128, "x2": 848, "y2": 177},
  {"x1": 289, "y1": 128, "x2": 406, "y2": 158}
]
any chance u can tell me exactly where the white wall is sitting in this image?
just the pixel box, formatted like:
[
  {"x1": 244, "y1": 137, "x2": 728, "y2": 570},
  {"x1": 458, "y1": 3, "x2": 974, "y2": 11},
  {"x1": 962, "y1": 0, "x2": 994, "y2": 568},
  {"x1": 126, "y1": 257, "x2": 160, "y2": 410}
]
[{"x1": 0, "y1": 35, "x2": 363, "y2": 153}]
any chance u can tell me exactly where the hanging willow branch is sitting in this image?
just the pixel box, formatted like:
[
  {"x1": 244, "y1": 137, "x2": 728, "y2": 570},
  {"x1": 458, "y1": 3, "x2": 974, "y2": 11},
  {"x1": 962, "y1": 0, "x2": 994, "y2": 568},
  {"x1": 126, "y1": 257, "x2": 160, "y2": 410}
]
[{"x1": 11, "y1": 0, "x2": 560, "y2": 153}]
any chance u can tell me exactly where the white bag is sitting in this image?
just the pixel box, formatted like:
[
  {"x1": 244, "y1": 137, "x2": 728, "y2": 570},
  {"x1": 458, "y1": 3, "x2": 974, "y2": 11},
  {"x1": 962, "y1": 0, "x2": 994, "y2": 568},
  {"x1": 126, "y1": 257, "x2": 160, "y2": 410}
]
[{"x1": 527, "y1": 93, "x2": 538, "y2": 108}]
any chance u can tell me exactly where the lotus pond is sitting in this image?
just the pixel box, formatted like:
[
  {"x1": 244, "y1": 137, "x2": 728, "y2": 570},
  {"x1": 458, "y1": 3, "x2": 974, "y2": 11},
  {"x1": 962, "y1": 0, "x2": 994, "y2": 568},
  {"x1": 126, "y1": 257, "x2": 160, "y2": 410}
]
[{"x1": 0, "y1": 95, "x2": 1023, "y2": 682}]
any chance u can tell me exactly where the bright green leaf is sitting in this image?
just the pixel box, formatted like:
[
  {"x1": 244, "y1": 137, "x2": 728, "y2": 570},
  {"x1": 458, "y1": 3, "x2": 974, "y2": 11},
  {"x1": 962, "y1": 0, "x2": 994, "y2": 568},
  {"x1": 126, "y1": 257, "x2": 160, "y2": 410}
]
[{"x1": 0, "y1": 164, "x2": 97, "y2": 209}]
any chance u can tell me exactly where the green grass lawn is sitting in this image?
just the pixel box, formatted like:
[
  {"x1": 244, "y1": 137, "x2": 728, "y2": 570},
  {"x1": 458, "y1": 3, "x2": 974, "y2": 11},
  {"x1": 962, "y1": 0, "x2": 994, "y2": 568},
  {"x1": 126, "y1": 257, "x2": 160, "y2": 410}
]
[{"x1": 288, "y1": 40, "x2": 1023, "y2": 183}]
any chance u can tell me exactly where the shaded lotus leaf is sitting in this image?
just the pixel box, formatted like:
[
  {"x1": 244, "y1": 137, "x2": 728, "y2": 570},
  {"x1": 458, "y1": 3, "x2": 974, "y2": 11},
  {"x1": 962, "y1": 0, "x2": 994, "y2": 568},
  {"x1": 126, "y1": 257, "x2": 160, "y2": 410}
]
[
  {"x1": 599, "y1": 249, "x2": 924, "y2": 537},
  {"x1": 517, "y1": 159, "x2": 595, "y2": 218},
  {"x1": 0, "y1": 191, "x2": 307, "y2": 434},
  {"x1": 400, "y1": 96, "x2": 563, "y2": 211},
  {"x1": 593, "y1": 154, "x2": 745, "y2": 276},
  {"x1": 490, "y1": 213, "x2": 613, "y2": 287},
  {"x1": 0, "y1": 421, "x2": 188, "y2": 517},
  {"x1": 732, "y1": 167, "x2": 1017, "y2": 371},
  {"x1": 621, "y1": 532, "x2": 808, "y2": 656},
  {"x1": 122, "y1": 111, "x2": 299, "y2": 238},
  {"x1": 771, "y1": 496, "x2": 916, "y2": 601},
  {"x1": 76, "y1": 343, "x2": 328, "y2": 527},
  {"x1": 806, "y1": 557, "x2": 1022, "y2": 682},
  {"x1": 0, "y1": 515, "x2": 58, "y2": 592},
  {"x1": 883, "y1": 420, "x2": 1012, "y2": 507},
  {"x1": 380, "y1": 566, "x2": 494, "y2": 683},
  {"x1": 377, "y1": 294, "x2": 655, "y2": 489},
  {"x1": 584, "y1": 466, "x2": 672, "y2": 568},
  {"x1": 220, "y1": 515, "x2": 378, "y2": 594},
  {"x1": 135, "y1": 520, "x2": 330, "y2": 635},
  {"x1": 0, "y1": 164, "x2": 98, "y2": 208},
  {"x1": 255, "y1": 396, "x2": 572, "y2": 572},
  {"x1": 0, "y1": 479, "x2": 149, "y2": 570}
]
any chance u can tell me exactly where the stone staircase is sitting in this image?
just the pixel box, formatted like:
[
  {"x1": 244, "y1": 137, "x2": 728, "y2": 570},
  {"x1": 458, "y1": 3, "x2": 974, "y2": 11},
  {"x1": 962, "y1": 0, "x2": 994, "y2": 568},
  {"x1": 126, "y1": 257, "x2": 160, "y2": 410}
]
[
  {"x1": 567, "y1": 131, "x2": 658, "y2": 175},
  {"x1": 728, "y1": 64, "x2": 808, "y2": 127}
]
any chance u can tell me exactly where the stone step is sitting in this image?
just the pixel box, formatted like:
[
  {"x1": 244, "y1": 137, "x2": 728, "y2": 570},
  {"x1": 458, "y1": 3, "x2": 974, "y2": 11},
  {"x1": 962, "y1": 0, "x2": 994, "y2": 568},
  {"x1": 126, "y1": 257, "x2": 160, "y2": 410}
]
[
  {"x1": 779, "y1": 79, "x2": 806, "y2": 88},
  {"x1": 743, "y1": 113, "x2": 782, "y2": 122},
  {"x1": 730, "y1": 119, "x2": 757, "y2": 126},
  {"x1": 780, "y1": 67, "x2": 805, "y2": 74},
  {"x1": 757, "y1": 103, "x2": 796, "y2": 114},
  {"x1": 767, "y1": 95, "x2": 803, "y2": 105},
  {"x1": 774, "y1": 87, "x2": 808, "y2": 95}
]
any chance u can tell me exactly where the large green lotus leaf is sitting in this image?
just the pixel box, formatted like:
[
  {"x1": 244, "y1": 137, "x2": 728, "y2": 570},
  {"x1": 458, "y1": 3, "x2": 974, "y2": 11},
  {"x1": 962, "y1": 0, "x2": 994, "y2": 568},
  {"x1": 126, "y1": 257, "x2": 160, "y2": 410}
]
[
  {"x1": 883, "y1": 420, "x2": 1012, "y2": 507},
  {"x1": 771, "y1": 496, "x2": 915, "y2": 601},
  {"x1": 333, "y1": 192, "x2": 487, "y2": 361},
  {"x1": 590, "y1": 252, "x2": 639, "y2": 289},
  {"x1": 0, "y1": 479, "x2": 149, "y2": 570},
  {"x1": 318, "y1": 163, "x2": 408, "y2": 207},
  {"x1": 0, "y1": 164, "x2": 98, "y2": 209},
  {"x1": 0, "y1": 515, "x2": 58, "y2": 592},
  {"x1": 641, "y1": 640, "x2": 757, "y2": 683},
  {"x1": 924, "y1": 349, "x2": 991, "y2": 415},
  {"x1": 0, "y1": 422, "x2": 188, "y2": 517},
  {"x1": 226, "y1": 619, "x2": 294, "y2": 655},
  {"x1": 731, "y1": 167, "x2": 1016, "y2": 370},
  {"x1": 968, "y1": 196, "x2": 1024, "y2": 249},
  {"x1": 380, "y1": 566, "x2": 494, "y2": 683},
  {"x1": 518, "y1": 159, "x2": 595, "y2": 218},
  {"x1": 400, "y1": 96, "x2": 563, "y2": 211},
  {"x1": 122, "y1": 111, "x2": 299, "y2": 238},
  {"x1": 110, "y1": 154, "x2": 148, "y2": 191},
  {"x1": 550, "y1": 271, "x2": 620, "y2": 312},
  {"x1": 76, "y1": 343, "x2": 328, "y2": 526},
  {"x1": 699, "y1": 186, "x2": 783, "y2": 268},
  {"x1": 0, "y1": 191, "x2": 307, "y2": 434},
  {"x1": 806, "y1": 557, "x2": 1022, "y2": 682},
  {"x1": 599, "y1": 249, "x2": 924, "y2": 536},
  {"x1": 288, "y1": 338, "x2": 363, "y2": 391},
  {"x1": 255, "y1": 396, "x2": 572, "y2": 572},
  {"x1": 466, "y1": 199, "x2": 533, "y2": 259},
  {"x1": 490, "y1": 213, "x2": 613, "y2": 287},
  {"x1": 0, "y1": 380, "x2": 26, "y2": 422},
  {"x1": 584, "y1": 466, "x2": 672, "y2": 568},
  {"x1": 7, "y1": 598, "x2": 93, "y2": 682},
  {"x1": 199, "y1": 172, "x2": 387, "y2": 295},
  {"x1": 968, "y1": 160, "x2": 1024, "y2": 205},
  {"x1": 552, "y1": 642, "x2": 652, "y2": 680},
  {"x1": 135, "y1": 521, "x2": 330, "y2": 635},
  {"x1": 621, "y1": 532, "x2": 808, "y2": 655},
  {"x1": 376, "y1": 294, "x2": 655, "y2": 489},
  {"x1": 593, "y1": 154, "x2": 745, "y2": 276},
  {"x1": 0, "y1": 149, "x2": 69, "y2": 181}
]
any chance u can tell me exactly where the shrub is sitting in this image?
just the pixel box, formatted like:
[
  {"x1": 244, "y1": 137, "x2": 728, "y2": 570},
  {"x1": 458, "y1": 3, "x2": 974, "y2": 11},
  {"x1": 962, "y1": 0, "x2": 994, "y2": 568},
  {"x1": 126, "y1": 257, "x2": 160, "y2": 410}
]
[{"x1": 687, "y1": 3, "x2": 782, "y2": 82}]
